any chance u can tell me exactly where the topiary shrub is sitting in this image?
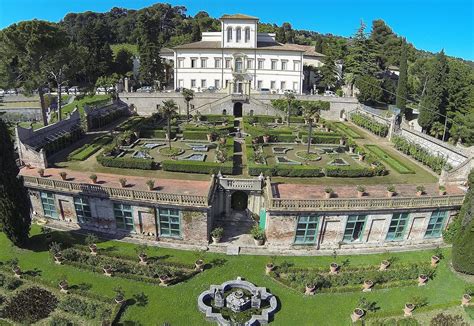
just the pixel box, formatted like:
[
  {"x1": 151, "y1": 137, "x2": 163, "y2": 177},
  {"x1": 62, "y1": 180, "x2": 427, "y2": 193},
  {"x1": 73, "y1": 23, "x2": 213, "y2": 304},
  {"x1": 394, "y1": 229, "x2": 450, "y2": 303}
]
[{"x1": 3, "y1": 286, "x2": 58, "y2": 323}]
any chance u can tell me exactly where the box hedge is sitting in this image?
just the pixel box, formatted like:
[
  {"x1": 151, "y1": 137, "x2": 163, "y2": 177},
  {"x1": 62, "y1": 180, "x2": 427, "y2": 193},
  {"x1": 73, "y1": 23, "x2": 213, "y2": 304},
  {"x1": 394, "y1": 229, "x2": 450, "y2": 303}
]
[
  {"x1": 97, "y1": 155, "x2": 155, "y2": 170},
  {"x1": 182, "y1": 130, "x2": 211, "y2": 140},
  {"x1": 248, "y1": 164, "x2": 323, "y2": 177},
  {"x1": 162, "y1": 160, "x2": 233, "y2": 174}
]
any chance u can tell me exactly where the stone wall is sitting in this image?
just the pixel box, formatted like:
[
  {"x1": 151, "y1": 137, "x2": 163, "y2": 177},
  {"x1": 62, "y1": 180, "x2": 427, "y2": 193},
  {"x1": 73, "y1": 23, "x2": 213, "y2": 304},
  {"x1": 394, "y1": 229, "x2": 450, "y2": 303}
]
[{"x1": 84, "y1": 99, "x2": 130, "y2": 130}]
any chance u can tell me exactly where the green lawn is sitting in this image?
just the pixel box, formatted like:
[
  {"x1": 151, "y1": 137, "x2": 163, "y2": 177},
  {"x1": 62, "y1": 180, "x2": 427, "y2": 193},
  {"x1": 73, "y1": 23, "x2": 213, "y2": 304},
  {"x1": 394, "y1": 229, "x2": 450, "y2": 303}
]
[
  {"x1": 365, "y1": 144, "x2": 415, "y2": 174},
  {"x1": 52, "y1": 94, "x2": 111, "y2": 122},
  {"x1": 0, "y1": 225, "x2": 472, "y2": 325},
  {"x1": 333, "y1": 122, "x2": 365, "y2": 139}
]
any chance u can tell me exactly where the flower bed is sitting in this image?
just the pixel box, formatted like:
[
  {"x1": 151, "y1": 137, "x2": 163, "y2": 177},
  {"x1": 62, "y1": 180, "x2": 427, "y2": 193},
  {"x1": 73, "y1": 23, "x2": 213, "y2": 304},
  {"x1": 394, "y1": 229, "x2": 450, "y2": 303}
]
[
  {"x1": 365, "y1": 144, "x2": 415, "y2": 174},
  {"x1": 271, "y1": 261, "x2": 433, "y2": 294},
  {"x1": 350, "y1": 112, "x2": 389, "y2": 137}
]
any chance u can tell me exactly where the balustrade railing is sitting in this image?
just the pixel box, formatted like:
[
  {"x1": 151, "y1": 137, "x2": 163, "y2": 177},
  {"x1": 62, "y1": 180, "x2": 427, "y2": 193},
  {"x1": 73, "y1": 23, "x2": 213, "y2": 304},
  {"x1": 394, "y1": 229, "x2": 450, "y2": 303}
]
[
  {"x1": 23, "y1": 176, "x2": 208, "y2": 207},
  {"x1": 218, "y1": 178, "x2": 262, "y2": 191}
]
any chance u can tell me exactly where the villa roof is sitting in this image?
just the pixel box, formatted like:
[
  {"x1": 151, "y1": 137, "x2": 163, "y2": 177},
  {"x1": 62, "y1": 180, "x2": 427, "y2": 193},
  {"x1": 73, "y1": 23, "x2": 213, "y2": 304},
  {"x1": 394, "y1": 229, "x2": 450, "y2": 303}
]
[
  {"x1": 173, "y1": 41, "x2": 305, "y2": 52},
  {"x1": 284, "y1": 44, "x2": 325, "y2": 57},
  {"x1": 220, "y1": 14, "x2": 259, "y2": 20}
]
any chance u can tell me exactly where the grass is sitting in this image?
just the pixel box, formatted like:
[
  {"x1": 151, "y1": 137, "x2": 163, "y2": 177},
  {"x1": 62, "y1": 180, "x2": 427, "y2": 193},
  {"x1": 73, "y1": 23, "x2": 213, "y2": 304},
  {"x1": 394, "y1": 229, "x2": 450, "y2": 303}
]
[
  {"x1": 333, "y1": 122, "x2": 365, "y2": 139},
  {"x1": 0, "y1": 225, "x2": 472, "y2": 325},
  {"x1": 51, "y1": 94, "x2": 111, "y2": 122},
  {"x1": 68, "y1": 135, "x2": 113, "y2": 161},
  {"x1": 365, "y1": 144, "x2": 415, "y2": 174}
]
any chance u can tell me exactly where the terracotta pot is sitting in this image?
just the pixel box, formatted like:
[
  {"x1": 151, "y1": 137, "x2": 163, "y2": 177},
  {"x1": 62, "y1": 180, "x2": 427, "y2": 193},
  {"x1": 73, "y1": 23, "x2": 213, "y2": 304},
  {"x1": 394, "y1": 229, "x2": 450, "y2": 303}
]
[
  {"x1": 363, "y1": 280, "x2": 373, "y2": 291},
  {"x1": 54, "y1": 253, "x2": 63, "y2": 264},
  {"x1": 305, "y1": 284, "x2": 316, "y2": 295},
  {"x1": 138, "y1": 253, "x2": 147, "y2": 265},
  {"x1": 431, "y1": 255, "x2": 440, "y2": 267},
  {"x1": 339, "y1": 139, "x2": 346, "y2": 146},
  {"x1": 254, "y1": 238, "x2": 264, "y2": 246},
  {"x1": 89, "y1": 244, "x2": 98, "y2": 255},
  {"x1": 351, "y1": 308, "x2": 364, "y2": 321},
  {"x1": 358, "y1": 154, "x2": 365, "y2": 161},
  {"x1": 265, "y1": 263, "x2": 275, "y2": 275},
  {"x1": 379, "y1": 260, "x2": 390, "y2": 271},
  {"x1": 330, "y1": 263, "x2": 338, "y2": 274},
  {"x1": 195, "y1": 259, "x2": 204, "y2": 271},
  {"x1": 325, "y1": 192, "x2": 332, "y2": 199},
  {"x1": 12, "y1": 266, "x2": 21, "y2": 278},
  {"x1": 387, "y1": 191, "x2": 395, "y2": 198},
  {"x1": 115, "y1": 296, "x2": 125, "y2": 305},
  {"x1": 418, "y1": 274, "x2": 427, "y2": 286},
  {"x1": 206, "y1": 134, "x2": 213, "y2": 142},
  {"x1": 416, "y1": 191, "x2": 423, "y2": 197},
  {"x1": 159, "y1": 275, "x2": 170, "y2": 286},
  {"x1": 263, "y1": 135, "x2": 270, "y2": 143},
  {"x1": 59, "y1": 281, "x2": 68, "y2": 292},
  {"x1": 349, "y1": 146, "x2": 355, "y2": 154},
  {"x1": 357, "y1": 191, "x2": 364, "y2": 198},
  {"x1": 462, "y1": 294, "x2": 471, "y2": 306},
  {"x1": 103, "y1": 266, "x2": 113, "y2": 276},
  {"x1": 212, "y1": 236, "x2": 221, "y2": 244},
  {"x1": 404, "y1": 303, "x2": 415, "y2": 316}
]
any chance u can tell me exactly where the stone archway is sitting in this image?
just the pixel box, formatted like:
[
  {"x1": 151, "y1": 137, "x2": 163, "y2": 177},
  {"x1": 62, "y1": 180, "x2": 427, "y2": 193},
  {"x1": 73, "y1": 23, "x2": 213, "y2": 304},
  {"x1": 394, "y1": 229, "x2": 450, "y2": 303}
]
[
  {"x1": 233, "y1": 102, "x2": 243, "y2": 117},
  {"x1": 231, "y1": 191, "x2": 248, "y2": 211}
]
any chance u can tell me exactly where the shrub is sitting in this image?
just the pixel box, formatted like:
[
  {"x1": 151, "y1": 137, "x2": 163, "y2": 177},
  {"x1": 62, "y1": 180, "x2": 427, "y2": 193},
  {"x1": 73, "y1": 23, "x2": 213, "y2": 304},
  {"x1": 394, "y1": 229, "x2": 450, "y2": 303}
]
[
  {"x1": 350, "y1": 112, "x2": 389, "y2": 137},
  {"x1": 68, "y1": 136, "x2": 113, "y2": 161},
  {"x1": 365, "y1": 145, "x2": 415, "y2": 174},
  {"x1": 162, "y1": 160, "x2": 233, "y2": 174},
  {"x1": 58, "y1": 296, "x2": 110, "y2": 320},
  {"x1": 211, "y1": 227, "x2": 224, "y2": 239},
  {"x1": 325, "y1": 166, "x2": 384, "y2": 177},
  {"x1": 248, "y1": 164, "x2": 323, "y2": 177},
  {"x1": 443, "y1": 214, "x2": 461, "y2": 244},
  {"x1": 4, "y1": 286, "x2": 58, "y2": 323},
  {"x1": 97, "y1": 155, "x2": 155, "y2": 170},
  {"x1": 251, "y1": 225, "x2": 265, "y2": 240},
  {"x1": 429, "y1": 313, "x2": 469, "y2": 326},
  {"x1": 0, "y1": 273, "x2": 22, "y2": 290},
  {"x1": 182, "y1": 130, "x2": 210, "y2": 140}
]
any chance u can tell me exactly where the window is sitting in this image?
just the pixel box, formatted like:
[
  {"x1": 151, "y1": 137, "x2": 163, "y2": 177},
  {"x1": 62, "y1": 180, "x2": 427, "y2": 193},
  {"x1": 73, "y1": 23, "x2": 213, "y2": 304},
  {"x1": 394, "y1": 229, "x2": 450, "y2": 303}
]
[
  {"x1": 114, "y1": 203, "x2": 134, "y2": 231},
  {"x1": 158, "y1": 208, "x2": 181, "y2": 237},
  {"x1": 271, "y1": 60, "x2": 277, "y2": 70},
  {"x1": 236, "y1": 27, "x2": 242, "y2": 42},
  {"x1": 177, "y1": 58, "x2": 184, "y2": 68},
  {"x1": 178, "y1": 79, "x2": 184, "y2": 87},
  {"x1": 293, "y1": 60, "x2": 300, "y2": 71},
  {"x1": 386, "y1": 213, "x2": 409, "y2": 241},
  {"x1": 280, "y1": 81, "x2": 286, "y2": 90},
  {"x1": 214, "y1": 79, "x2": 220, "y2": 89},
  {"x1": 247, "y1": 59, "x2": 253, "y2": 69},
  {"x1": 200, "y1": 58, "x2": 207, "y2": 68},
  {"x1": 40, "y1": 192, "x2": 57, "y2": 219},
  {"x1": 235, "y1": 58, "x2": 243, "y2": 73},
  {"x1": 225, "y1": 58, "x2": 232, "y2": 69},
  {"x1": 214, "y1": 58, "x2": 222, "y2": 68},
  {"x1": 425, "y1": 211, "x2": 447, "y2": 238},
  {"x1": 191, "y1": 58, "x2": 197, "y2": 68},
  {"x1": 245, "y1": 27, "x2": 251, "y2": 42},
  {"x1": 293, "y1": 82, "x2": 298, "y2": 91},
  {"x1": 270, "y1": 81, "x2": 276, "y2": 89},
  {"x1": 225, "y1": 79, "x2": 230, "y2": 87},
  {"x1": 201, "y1": 79, "x2": 207, "y2": 88},
  {"x1": 343, "y1": 215, "x2": 367, "y2": 242},
  {"x1": 294, "y1": 215, "x2": 319, "y2": 244},
  {"x1": 257, "y1": 80, "x2": 263, "y2": 89},
  {"x1": 227, "y1": 27, "x2": 233, "y2": 42},
  {"x1": 281, "y1": 60, "x2": 287, "y2": 70},
  {"x1": 191, "y1": 79, "x2": 196, "y2": 88},
  {"x1": 74, "y1": 197, "x2": 92, "y2": 224},
  {"x1": 258, "y1": 59, "x2": 264, "y2": 69}
]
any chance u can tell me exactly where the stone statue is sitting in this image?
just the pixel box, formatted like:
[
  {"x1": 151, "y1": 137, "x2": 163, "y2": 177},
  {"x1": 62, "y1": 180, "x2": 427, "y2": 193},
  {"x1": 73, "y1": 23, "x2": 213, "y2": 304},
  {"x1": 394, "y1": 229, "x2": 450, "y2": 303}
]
[
  {"x1": 251, "y1": 290, "x2": 261, "y2": 309},
  {"x1": 214, "y1": 288, "x2": 224, "y2": 308}
]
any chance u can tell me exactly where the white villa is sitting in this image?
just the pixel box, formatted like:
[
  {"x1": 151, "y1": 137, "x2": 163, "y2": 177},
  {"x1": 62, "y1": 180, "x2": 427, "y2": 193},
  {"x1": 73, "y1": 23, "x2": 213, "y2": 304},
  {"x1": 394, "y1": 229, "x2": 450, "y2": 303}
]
[{"x1": 160, "y1": 14, "x2": 325, "y2": 95}]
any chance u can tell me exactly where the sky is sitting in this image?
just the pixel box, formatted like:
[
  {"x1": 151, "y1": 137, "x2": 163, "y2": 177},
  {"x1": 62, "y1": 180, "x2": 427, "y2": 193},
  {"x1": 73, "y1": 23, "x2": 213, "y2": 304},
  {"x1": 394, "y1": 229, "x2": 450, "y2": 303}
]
[{"x1": 0, "y1": 0, "x2": 473, "y2": 60}]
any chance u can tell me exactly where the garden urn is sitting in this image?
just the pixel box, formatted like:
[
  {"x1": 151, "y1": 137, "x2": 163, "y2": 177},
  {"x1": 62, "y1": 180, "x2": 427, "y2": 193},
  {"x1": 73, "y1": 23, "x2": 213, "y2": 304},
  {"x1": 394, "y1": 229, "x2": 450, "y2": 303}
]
[
  {"x1": 195, "y1": 259, "x2": 204, "y2": 272},
  {"x1": 386, "y1": 190, "x2": 395, "y2": 198},
  {"x1": 254, "y1": 238, "x2": 264, "y2": 246},
  {"x1": 12, "y1": 266, "x2": 21, "y2": 278},
  {"x1": 462, "y1": 294, "x2": 471, "y2": 307},
  {"x1": 418, "y1": 274, "x2": 427, "y2": 286},
  {"x1": 349, "y1": 146, "x2": 355, "y2": 154},
  {"x1": 379, "y1": 260, "x2": 390, "y2": 271},
  {"x1": 325, "y1": 191, "x2": 332, "y2": 199},
  {"x1": 358, "y1": 154, "x2": 365, "y2": 161},
  {"x1": 206, "y1": 133, "x2": 213, "y2": 142},
  {"x1": 159, "y1": 274, "x2": 170, "y2": 286},
  {"x1": 263, "y1": 135, "x2": 270, "y2": 143},
  {"x1": 329, "y1": 263, "x2": 338, "y2": 274},
  {"x1": 265, "y1": 263, "x2": 275, "y2": 275},
  {"x1": 305, "y1": 284, "x2": 316, "y2": 296},
  {"x1": 138, "y1": 253, "x2": 148, "y2": 265},
  {"x1": 404, "y1": 303, "x2": 415, "y2": 316},
  {"x1": 362, "y1": 280, "x2": 373, "y2": 292},
  {"x1": 89, "y1": 244, "x2": 98, "y2": 255},
  {"x1": 59, "y1": 280, "x2": 69, "y2": 293},
  {"x1": 103, "y1": 266, "x2": 113, "y2": 277},
  {"x1": 115, "y1": 295, "x2": 125, "y2": 305},
  {"x1": 54, "y1": 253, "x2": 63, "y2": 265},
  {"x1": 357, "y1": 190, "x2": 364, "y2": 198},
  {"x1": 351, "y1": 308, "x2": 364, "y2": 322},
  {"x1": 211, "y1": 236, "x2": 221, "y2": 244},
  {"x1": 431, "y1": 255, "x2": 440, "y2": 267},
  {"x1": 339, "y1": 138, "x2": 346, "y2": 146}
]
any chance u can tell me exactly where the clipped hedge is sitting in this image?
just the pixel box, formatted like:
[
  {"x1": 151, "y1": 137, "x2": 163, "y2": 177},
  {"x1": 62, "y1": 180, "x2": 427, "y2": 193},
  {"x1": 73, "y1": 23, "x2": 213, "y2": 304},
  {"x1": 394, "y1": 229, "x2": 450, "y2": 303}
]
[
  {"x1": 114, "y1": 116, "x2": 144, "y2": 132},
  {"x1": 248, "y1": 164, "x2": 323, "y2": 177},
  {"x1": 97, "y1": 155, "x2": 155, "y2": 170},
  {"x1": 140, "y1": 129, "x2": 170, "y2": 139},
  {"x1": 182, "y1": 130, "x2": 210, "y2": 140},
  {"x1": 301, "y1": 134, "x2": 341, "y2": 144},
  {"x1": 68, "y1": 135, "x2": 113, "y2": 161},
  {"x1": 350, "y1": 112, "x2": 389, "y2": 137},
  {"x1": 162, "y1": 160, "x2": 233, "y2": 174},
  {"x1": 365, "y1": 144, "x2": 415, "y2": 174},
  {"x1": 332, "y1": 122, "x2": 364, "y2": 139},
  {"x1": 325, "y1": 165, "x2": 385, "y2": 177}
]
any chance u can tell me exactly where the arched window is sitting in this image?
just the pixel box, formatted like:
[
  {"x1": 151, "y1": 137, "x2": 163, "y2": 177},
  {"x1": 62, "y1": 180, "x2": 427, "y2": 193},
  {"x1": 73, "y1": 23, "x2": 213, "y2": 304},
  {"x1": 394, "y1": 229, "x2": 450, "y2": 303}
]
[
  {"x1": 236, "y1": 27, "x2": 242, "y2": 42},
  {"x1": 245, "y1": 27, "x2": 251, "y2": 42},
  {"x1": 227, "y1": 27, "x2": 233, "y2": 42}
]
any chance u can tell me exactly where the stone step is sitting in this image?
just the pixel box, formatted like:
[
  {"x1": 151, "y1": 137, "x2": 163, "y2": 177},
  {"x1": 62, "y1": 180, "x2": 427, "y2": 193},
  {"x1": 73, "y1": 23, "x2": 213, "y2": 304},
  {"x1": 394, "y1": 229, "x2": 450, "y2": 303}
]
[{"x1": 226, "y1": 246, "x2": 240, "y2": 255}]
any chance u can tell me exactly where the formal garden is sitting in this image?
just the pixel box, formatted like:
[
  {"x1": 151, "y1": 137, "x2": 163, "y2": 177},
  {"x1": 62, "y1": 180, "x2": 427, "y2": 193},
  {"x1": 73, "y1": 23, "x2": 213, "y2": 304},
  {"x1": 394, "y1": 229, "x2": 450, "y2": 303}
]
[{"x1": 0, "y1": 225, "x2": 472, "y2": 325}]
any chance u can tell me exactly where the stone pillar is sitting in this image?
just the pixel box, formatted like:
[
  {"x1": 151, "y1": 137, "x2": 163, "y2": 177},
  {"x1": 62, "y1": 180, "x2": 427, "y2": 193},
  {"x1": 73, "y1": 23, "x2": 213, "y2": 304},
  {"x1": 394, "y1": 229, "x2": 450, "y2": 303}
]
[{"x1": 124, "y1": 77, "x2": 129, "y2": 93}]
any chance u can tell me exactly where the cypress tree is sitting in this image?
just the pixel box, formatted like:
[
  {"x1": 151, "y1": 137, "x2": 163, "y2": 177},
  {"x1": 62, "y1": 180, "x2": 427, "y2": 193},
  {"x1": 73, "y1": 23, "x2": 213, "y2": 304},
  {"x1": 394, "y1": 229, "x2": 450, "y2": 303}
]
[
  {"x1": 191, "y1": 23, "x2": 201, "y2": 42},
  {"x1": 0, "y1": 118, "x2": 31, "y2": 246},
  {"x1": 452, "y1": 170, "x2": 474, "y2": 274},
  {"x1": 396, "y1": 38, "x2": 408, "y2": 114}
]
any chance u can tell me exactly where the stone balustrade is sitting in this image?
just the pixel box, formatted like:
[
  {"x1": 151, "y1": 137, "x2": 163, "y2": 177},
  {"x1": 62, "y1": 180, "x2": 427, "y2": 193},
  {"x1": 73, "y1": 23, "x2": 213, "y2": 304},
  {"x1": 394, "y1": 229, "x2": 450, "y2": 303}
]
[
  {"x1": 23, "y1": 175, "x2": 209, "y2": 207},
  {"x1": 218, "y1": 177, "x2": 263, "y2": 191},
  {"x1": 269, "y1": 195, "x2": 464, "y2": 211}
]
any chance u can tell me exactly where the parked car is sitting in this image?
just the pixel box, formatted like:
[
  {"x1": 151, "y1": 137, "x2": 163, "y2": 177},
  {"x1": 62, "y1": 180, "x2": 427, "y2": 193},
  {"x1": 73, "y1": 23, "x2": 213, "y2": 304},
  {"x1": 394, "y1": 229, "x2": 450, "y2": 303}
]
[
  {"x1": 205, "y1": 86, "x2": 217, "y2": 93},
  {"x1": 259, "y1": 88, "x2": 271, "y2": 95},
  {"x1": 175, "y1": 87, "x2": 184, "y2": 93},
  {"x1": 6, "y1": 89, "x2": 17, "y2": 95},
  {"x1": 68, "y1": 86, "x2": 79, "y2": 94},
  {"x1": 137, "y1": 86, "x2": 153, "y2": 93},
  {"x1": 96, "y1": 87, "x2": 107, "y2": 94},
  {"x1": 324, "y1": 90, "x2": 336, "y2": 97}
]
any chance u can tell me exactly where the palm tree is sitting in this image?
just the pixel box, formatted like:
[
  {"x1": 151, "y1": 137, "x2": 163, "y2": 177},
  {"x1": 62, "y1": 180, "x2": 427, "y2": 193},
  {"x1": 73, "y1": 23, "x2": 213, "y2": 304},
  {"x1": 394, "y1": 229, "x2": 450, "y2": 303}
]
[
  {"x1": 429, "y1": 121, "x2": 445, "y2": 139},
  {"x1": 284, "y1": 92, "x2": 296, "y2": 127},
  {"x1": 182, "y1": 88, "x2": 194, "y2": 122},
  {"x1": 160, "y1": 99, "x2": 178, "y2": 149},
  {"x1": 302, "y1": 101, "x2": 329, "y2": 154}
]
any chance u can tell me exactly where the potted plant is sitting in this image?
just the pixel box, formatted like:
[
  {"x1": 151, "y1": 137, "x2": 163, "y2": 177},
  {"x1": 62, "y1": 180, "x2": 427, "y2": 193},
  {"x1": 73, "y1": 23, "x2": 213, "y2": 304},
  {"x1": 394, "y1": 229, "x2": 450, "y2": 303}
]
[
  {"x1": 265, "y1": 256, "x2": 276, "y2": 275},
  {"x1": 59, "y1": 171, "x2": 67, "y2": 180},
  {"x1": 103, "y1": 265, "x2": 113, "y2": 277},
  {"x1": 135, "y1": 245, "x2": 148, "y2": 265},
  {"x1": 89, "y1": 174, "x2": 98, "y2": 184},
  {"x1": 251, "y1": 225, "x2": 265, "y2": 246},
  {"x1": 438, "y1": 185, "x2": 446, "y2": 196},
  {"x1": 386, "y1": 185, "x2": 396, "y2": 197},
  {"x1": 263, "y1": 133, "x2": 271, "y2": 143},
  {"x1": 49, "y1": 242, "x2": 63, "y2": 264},
  {"x1": 462, "y1": 293, "x2": 472, "y2": 307},
  {"x1": 362, "y1": 280, "x2": 374, "y2": 292},
  {"x1": 59, "y1": 278, "x2": 69, "y2": 293},
  {"x1": 357, "y1": 186, "x2": 366, "y2": 198},
  {"x1": 146, "y1": 179, "x2": 155, "y2": 191},
  {"x1": 210, "y1": 227, "x2": 224, "y2": 244},
  {"x1": 416, "y1": 185, "x2": 425, "y2": 196},
  {"x1": 404, "y1": 303, "x2": 415, "y2": 316},
  {"x1": 431, "y1": 247, "x2": 443, "y2": 267},
  {"x1": 37, "y1": 168, "x2": 45, "y2": 177},
  {"x1": 329, "y1": 262, "x2": 339, "y2": 274},
  {"x1": 113, "y1": 286, "x2": 125, "y2": 305},
  {"x1": 379, "y1": 260, "x2": 390, "y2": 271},
  {"x1": 324, "y1": 188, "x2": 333, "y2": 199},
  {"x1": 9, "y1": 258, "x2": 21, "y2": 278},
  {"x1": 404, "y1": 296, "x2": 427, "y2": 316},
  {"x1": 119, "y1": 178, "x2": 127, "y2": 188},
  {"x1": 348, "y1": 141, "x2": 356, "y2": 154},
  {"x1": 358, "y1": 150, "x2": 365, "y2": 161},
  {"x1": 351, "y1": 308, "x2": 364, "y2": 322},
  {"x1": 159, "y1": 274, "x2": 170, "y2": 286},
  {"x1": 305, "y1": 283, "x2": 316, "y2": 295},
  {"x1": 85, "y1": 233, "x2": 98, "y2": 255},
  {"x1": 418, "y1": 274, "x2": 428, "y2": 286},
  {"x1": 194, "y1": 249, "x2": 205, "y2": 272},
  {"x1": 339, "y1": 136, "x2": 346, "y2": 146}
]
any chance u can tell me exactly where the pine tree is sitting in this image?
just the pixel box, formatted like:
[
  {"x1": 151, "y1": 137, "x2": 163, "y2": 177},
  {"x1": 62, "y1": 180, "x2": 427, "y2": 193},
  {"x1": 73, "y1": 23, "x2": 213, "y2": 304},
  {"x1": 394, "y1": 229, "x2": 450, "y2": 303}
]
[
  {"x1": 396, "y1": 38, "x2": 408, "y2": 114},
  {"x1": 314, "y1": 35, "x2": 323, "y2": 53},
  {"x1": 418, "y1": 50, "x2": 448, "y2": 131},
  {"x1": 0, "y1": 118, "x2": 31, "y2": 246},
  {"x1": 319, "y1": 49, "x2": 337, "y2": 90},
  {"x1": 191, "y1": 23, "x2": 201, "y2": 42}
]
